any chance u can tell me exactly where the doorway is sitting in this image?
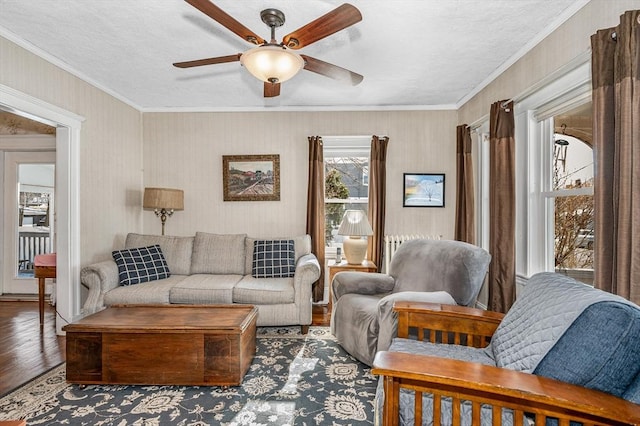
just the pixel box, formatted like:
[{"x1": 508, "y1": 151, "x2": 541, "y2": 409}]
[
  {"x1": 1, "y1": 83, "x2": 83, "y2": 334},
  {"x1": 2, "y1": 151, "x2": 56, "y2": 295}
]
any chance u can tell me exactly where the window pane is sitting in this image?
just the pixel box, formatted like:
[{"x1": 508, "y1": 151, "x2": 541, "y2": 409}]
[
  {"x1": 325, "y1": 157, "x2": 369, "y2": 199},
  {"x1": 325, "y1": 202, "x2": 368, "y2": 247},
  {"x1": 325, "y1": 156, "x2": 369, "y2": 248},
  {"x1": 554, "y1": 194, "x2": 593, "y2": 271},
  {"x1": 553, "y1": 135, "x2": 593, "y2": 190}
]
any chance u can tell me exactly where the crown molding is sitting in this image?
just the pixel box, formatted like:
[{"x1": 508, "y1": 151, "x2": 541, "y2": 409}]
[{"x1": 0, "y1": 26, "x2": 143, "y2": 112}]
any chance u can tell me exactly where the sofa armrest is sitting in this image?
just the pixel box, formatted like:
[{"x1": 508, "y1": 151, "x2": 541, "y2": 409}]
[
  {"x1": 372, "y1": 351, "x2": 640, "y2": 426},
  {"x1": 394, "y1": 301, "x2": 504, "y2": 347},
  {"x1": 332, "y1": 272, "x2": 395, "y2": 301},
  {"x1": 293, "y1": 253, "x2": 321, "y2": 314},
  {"x1": 80, "y1": 260, "x2": 120, "y2": 315},
  {"x1": 295, "y1": 253, "x2": 321, "y2": 281}
]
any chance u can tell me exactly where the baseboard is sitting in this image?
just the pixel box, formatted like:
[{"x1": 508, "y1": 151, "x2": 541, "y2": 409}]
[{"x1": 0, "y1": 293, "x2": 50, "y2": 302}]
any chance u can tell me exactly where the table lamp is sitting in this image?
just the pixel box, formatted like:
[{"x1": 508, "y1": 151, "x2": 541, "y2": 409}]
[
  {"x1": 143, "y1": 187, "x2": 184, "y2": 235},
  {"x1": 337, "y1": 210, "x2": 373, "y2": 264}
]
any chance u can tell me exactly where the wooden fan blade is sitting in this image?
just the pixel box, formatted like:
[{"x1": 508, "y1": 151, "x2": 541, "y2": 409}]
[
  {"x1": 185, "y1": 0, "x2": 264, "y2": 45},
  {"x1": 282, "y1": 3, "x2": 362, "y2": 49},
  {"x1": 301, "y1": 55, "x2": 363, "y2": 85},
  {"x1": 173, "y1": 54, "x2": 241, "y2": 68},
  {"x1": 264, "y1": 81, "x2": 281, "y2": 97}
]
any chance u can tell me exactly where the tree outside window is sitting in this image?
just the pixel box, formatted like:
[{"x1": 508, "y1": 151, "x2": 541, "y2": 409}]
[
  {"x1": 324, "y1": 156, "x2": 369, "y2": 247},
  {"x1": 551, "y1": 110, "x2": 594, "y2": 276}
]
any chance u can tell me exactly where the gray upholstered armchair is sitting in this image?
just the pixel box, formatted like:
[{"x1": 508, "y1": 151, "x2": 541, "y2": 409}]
[{"x1": 330, "y1": 239, "x2": 491, "y2": 366}]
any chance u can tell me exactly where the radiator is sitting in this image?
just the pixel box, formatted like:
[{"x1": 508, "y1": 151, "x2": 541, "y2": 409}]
[{"x1": 383, "y1": 234, "x2": 442, "y2": 273}]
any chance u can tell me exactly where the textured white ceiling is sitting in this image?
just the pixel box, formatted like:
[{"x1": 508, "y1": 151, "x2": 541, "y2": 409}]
[{"x1": 0, "y1": 0, "x2": 588, "y2": 111}]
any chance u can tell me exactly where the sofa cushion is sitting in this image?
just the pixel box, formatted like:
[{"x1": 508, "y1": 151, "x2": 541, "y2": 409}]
[
  {"x1": 252, "y1": 240, "x2": 295, "y2": 278},
  {"x1": 624, "y1": 370, "x2": 640, "y2": 403},
  {"x1": 488, "y1": 272, "x2": 625, "y2": 373},
  {"x1": 169, "y1": 274, "x2": 242, "y2": 304},
  {"x1": 389, "y1": 338, "x2": 496, "y2": 366},
  {"x1": 190, "y1": 232, "x2": 246, "y2": 275},
  {"x1": 244, "y1": 235, "x2": 311, "y2": 275},
  {"x1": 534, "y1": 301, "x2": 640, "y2": 398},
  {"x1": 112, "y1": 245, "x2": 171, "y2": 285},
  {"x1": 104, "y1": 274, "x2": 187, "y2": 306},
  {"x1": 233, "y1": 276, "x2": 295, "y2": 304},
  {"x1": 125, "y1": 233, "x2": 193, "y2": 275}
]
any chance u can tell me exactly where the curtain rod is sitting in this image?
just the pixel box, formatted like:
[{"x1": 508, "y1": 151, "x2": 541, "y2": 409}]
[{"x1": 466, "y1": 50, "x2": 591, "y2": 132}]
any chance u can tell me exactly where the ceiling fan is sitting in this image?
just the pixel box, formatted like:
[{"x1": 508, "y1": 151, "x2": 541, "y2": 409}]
[{"x1": 173, "y1": 0, "x2": 364, "y2": 98}]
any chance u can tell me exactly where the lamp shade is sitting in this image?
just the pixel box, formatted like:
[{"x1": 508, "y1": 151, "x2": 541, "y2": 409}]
[
  {"x1": 143, "y1": 188, "x2": 184, "y2": 211},
  {"x1": 337, "y1": 210, "x2": 373, "y2": 237},
  {"x1": 240, "y1": 45, "x2": 304, "y2": 83}
]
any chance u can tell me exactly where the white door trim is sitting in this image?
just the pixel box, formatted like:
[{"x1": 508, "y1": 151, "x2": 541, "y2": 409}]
[{"x1": 0, "y1": 84, "x2": 84, "y2": 334}]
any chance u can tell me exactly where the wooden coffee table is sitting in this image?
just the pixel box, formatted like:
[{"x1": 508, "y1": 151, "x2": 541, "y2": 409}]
[{"x1": 63, "y1": 304, "x2": 257, "y2": 386}]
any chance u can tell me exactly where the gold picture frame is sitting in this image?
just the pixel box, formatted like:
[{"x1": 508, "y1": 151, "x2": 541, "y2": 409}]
[{"x1": 222, "y1": 154, "x2": 280, "y2": 201}]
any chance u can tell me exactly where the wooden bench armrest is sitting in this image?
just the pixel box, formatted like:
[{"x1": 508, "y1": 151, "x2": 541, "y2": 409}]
[
  {"x1": 372, "y1": 351, "x2": 640, "y2": 426},
  {"x1": 394, "y1": 301, "x2": 505, "y2": 347}
]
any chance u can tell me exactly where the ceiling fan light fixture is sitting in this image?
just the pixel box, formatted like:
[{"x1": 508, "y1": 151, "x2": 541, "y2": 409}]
[{"x1": 240, "y1": 45, "x2": 304, "y2": 83}]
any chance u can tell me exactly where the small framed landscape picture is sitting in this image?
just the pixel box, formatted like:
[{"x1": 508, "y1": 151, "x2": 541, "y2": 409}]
[
  {"x1": 222, "y1": 154, "x2": 280, "y2": 201},
  {"x1": 403, "y1": 173, "x2": 445, "y2": 207}
]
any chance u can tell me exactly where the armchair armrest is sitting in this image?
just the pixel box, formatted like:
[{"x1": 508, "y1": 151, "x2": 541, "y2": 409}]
[
  {"x1": 372, "y1": 351, "x2": 640, "y2": 426},
  {"x1": 332, "y1": 271, "x2": 395, "y2": 300},
  {"x1": 394, "y1": 301, "x2": 504, "y2": 347}
]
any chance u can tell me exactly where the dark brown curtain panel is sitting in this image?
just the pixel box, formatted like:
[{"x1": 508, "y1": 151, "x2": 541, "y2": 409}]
[
  {"x1": 367, "y1": 135, "x2": 389, "y2": 271},
  {"x1": 306, "y1": 136, "x2": 326, "y2": 302},
  {"x1": 488, "y1": 101, "x2": 516, "y2": 313},
  {"x1": 455, "y1": 124, "x2": 475, "y2": 244},
  {"x1": 591, "y1": 10, "x2": 640, "y2": 305}
]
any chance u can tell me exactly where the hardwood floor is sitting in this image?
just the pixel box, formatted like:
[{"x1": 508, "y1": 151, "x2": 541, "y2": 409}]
[
  {"x1": 312, "y1": 303, "x2": 331, "y2": 327},
  {"x1": 0, "y1": 301, "x2": 65, "y2": 396},
  {"x1": 0, "y1": 301, "x2": 330, "y2": 397}
]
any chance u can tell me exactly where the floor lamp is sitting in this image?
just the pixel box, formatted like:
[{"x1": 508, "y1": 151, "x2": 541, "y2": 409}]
[{"x1": 143, "y1": 187, "x2": 184, "y2": 235}]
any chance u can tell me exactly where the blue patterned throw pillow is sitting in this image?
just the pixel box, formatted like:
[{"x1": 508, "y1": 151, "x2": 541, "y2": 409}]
[
  {"x1": 112, "y1": 244, "x2": 171, "y2": 285},
  {"x1": 252, "y1": 240, "x2": 296, "y2": 278}
]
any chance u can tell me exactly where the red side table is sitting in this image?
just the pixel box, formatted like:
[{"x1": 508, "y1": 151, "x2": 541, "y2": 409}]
[{"x1": 34, "y1": 253, "x2": 56, "y2": 330}]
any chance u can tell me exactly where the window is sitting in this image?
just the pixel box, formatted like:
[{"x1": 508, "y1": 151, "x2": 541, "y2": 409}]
[
  {"x1": 475, "y1": 53, "x2": 593, "y2": 287},
  {"x1": 515, "y1": 55, "x2": 592, "y2": 284},
  {"x1": 543, "y1": 103, "x2": 594, "y2": 283},
  {"x1": 323, "y1": 136, "x2": 371, "y2": 253}
]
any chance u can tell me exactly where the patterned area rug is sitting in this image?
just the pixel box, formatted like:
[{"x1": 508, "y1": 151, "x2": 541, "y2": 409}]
[{"x1": 0, "y1": 327, "x2": 377, "y2": 425}]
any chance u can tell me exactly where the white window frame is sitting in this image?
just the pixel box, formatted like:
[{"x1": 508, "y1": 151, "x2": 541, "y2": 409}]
[
  {"x1": 474, "y1": 127, "x2": 490, "y2": 255},
  {"x1": 515, "y1": 58, "x2": 592, "y2": 279}
]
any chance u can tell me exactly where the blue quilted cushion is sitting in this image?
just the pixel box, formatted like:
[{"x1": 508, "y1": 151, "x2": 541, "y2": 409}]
[
  {"x1": 623, "y1": 370, "x2": 640, "y2": 403},
  {"x1": 252, "y1": 240, "x2": 295, "y2": 278},
  {"x1": 112, "y1": 244, "x2": 171, "y2": 285},
  {"x1": 534, "y1": 301, "x2": 640, "y2": 399}
]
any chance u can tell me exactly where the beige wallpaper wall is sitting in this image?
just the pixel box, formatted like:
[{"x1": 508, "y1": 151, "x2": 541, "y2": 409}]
[
  {"x1": 459, "y1": 0, "x2": 637, "y2": 124},
  {"x1": 142, "y1": 110, "x2": 459, "y2": 239},
  {"x1": 0, "y1": 36, "x2": 143, "y2": 265}
]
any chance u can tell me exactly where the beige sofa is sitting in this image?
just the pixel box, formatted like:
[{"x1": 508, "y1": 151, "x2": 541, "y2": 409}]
[{"x1": 81, "y1": 232, "x2": 320, "y2": 332}]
